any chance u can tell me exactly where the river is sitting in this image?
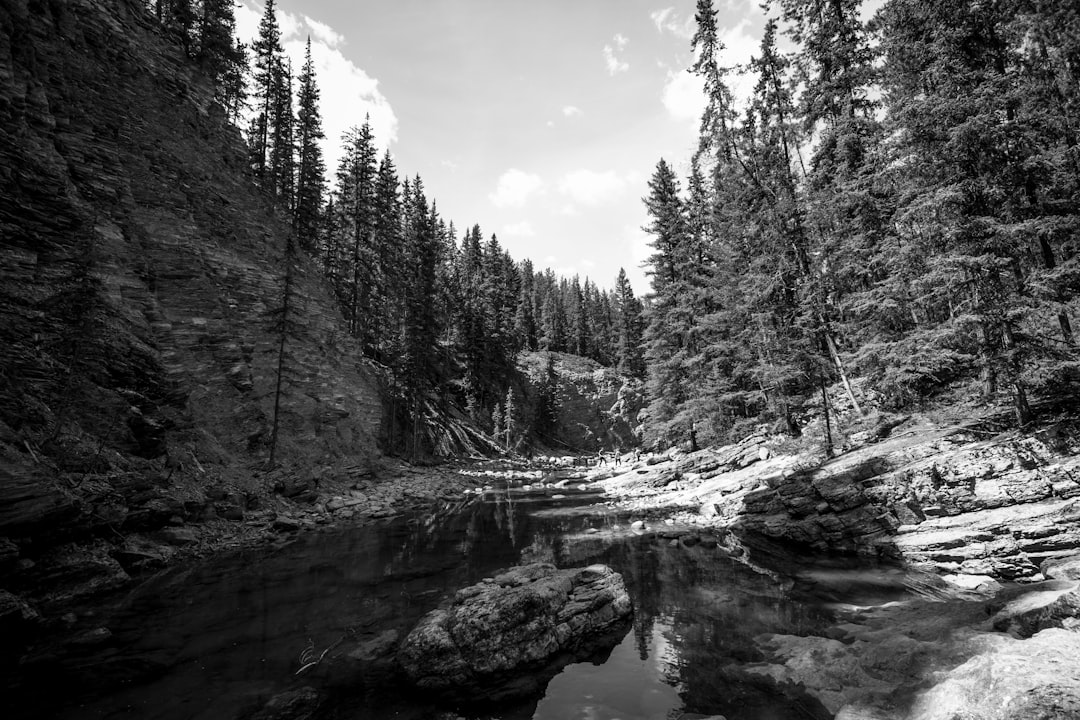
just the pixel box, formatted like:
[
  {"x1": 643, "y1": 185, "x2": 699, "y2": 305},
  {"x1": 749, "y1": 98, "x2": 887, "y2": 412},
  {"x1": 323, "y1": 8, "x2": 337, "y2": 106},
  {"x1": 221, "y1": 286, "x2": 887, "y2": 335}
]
[{"x1": 9, "y1": 473, "x2": 923, "y2": 720}]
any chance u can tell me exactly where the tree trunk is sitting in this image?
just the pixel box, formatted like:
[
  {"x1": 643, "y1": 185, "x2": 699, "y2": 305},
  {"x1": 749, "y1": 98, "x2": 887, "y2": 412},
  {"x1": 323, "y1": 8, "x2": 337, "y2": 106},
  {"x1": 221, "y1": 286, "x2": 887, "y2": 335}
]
[
  {"x1": 820, "y1": 376, "x2": 833, "y2": 458},
  {"x1": 825, "y1": 330, "x2": 863, "y2": 416}
]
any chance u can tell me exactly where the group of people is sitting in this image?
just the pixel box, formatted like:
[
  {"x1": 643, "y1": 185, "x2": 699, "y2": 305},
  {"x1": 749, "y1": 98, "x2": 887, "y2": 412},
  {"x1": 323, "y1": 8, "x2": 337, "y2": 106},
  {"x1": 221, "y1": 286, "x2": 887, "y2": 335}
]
[{"x1": 594, "y1": 448, "x2": 643, "y2": 467}]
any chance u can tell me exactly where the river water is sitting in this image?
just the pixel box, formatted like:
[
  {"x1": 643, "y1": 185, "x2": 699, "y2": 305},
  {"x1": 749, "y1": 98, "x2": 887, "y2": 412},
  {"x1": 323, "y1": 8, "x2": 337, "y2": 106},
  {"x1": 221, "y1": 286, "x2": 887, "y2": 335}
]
[{"x1": 10, "y1": 475, "x2": 920, "y2": 720}]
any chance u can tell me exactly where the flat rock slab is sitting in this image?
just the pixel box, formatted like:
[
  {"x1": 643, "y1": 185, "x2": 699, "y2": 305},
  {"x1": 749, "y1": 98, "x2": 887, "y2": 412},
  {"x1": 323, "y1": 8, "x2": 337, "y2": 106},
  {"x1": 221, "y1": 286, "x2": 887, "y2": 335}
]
[
  {"x1": 398, "y1": 562, "x2": 631, "y2": 702},
  {"x1": 909, "y1": 628, "x2": 1080, "y2": 720}
]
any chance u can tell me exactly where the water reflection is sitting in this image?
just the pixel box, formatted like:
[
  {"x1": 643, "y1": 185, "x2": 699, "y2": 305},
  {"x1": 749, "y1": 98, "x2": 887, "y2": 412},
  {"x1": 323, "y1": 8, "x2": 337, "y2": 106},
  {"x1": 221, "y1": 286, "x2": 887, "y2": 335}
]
[{"x1": 8, "y1": 479, "x2": 910, "y2": 720}]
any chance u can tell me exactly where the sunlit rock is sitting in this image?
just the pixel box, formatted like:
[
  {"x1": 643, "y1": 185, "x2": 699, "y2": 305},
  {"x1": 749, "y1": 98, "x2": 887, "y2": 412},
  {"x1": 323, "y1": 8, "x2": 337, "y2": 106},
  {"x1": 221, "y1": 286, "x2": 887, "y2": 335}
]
[{"x1": 398, "y1": 562, "x2": 631, "y2": 702}]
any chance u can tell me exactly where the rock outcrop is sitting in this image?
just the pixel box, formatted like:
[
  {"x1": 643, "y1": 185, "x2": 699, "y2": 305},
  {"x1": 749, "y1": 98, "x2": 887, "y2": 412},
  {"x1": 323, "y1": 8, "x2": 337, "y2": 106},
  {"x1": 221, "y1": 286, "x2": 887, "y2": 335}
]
[
  {"x1": 597, "y1": 415, "x2": 1080, "y2": 579},
  {"x1": 908, "y1": 628, "x2": 1080, "y2": 720},
  {"x1": 518, "y1": 352, "x2": 643, "y2": 452},
  {"x1": 0, "y1": 0, "x2": 385, "y2": 608},
  {"x1": 397, "y1": 563, "x2": 632, "y2": 702}
]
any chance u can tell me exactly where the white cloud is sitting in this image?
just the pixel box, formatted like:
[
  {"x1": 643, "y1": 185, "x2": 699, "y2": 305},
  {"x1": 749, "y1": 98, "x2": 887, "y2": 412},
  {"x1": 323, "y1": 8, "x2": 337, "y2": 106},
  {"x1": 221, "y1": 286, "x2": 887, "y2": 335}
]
[
  {"x1": 662, "y1": 68, "x2": 705, "y2": 122},
  {"x1": 236, "y1": 2, "x2": 398, "y2": 171},
  {"x1": 650, "y1": 8, "x2": 696, "y2": 39},
  {"x1": 562, "y1": 105, "x2": 582, "y2": 117},
  {"x1": 503, "y1": 221, "x2": 536, "y2": 237},
  {"x1": 305, "y1": 16, "x2": 344, "y2": 48},
  {"x1": 603, "y1": 34, "x2": 630, "y2": 75},
  {"x1": 558, "y1": 169, "x2": 641, "y2": 206},
  {"x1": 489, "y1": 169, "x2": 544, "y2": 208}
]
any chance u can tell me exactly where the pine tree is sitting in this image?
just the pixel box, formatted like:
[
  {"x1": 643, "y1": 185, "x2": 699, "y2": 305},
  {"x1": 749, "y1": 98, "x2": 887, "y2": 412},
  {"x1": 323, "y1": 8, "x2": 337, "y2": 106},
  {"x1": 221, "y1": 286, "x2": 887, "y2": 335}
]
[
  {"x1": 641, "y1": 158, "x2": 692, "y2": 442},
  {"x1": 249, "y1": 0, "x2": 283, "y2": 183},
  {"x1": 268, "y1": 57, "x2": 296, "y2": 210},
  {"x1": 294, "y1": 38, "x2": 325, "y2": 255},
  {"x1": 614, "y1": 268, "x2": 645, "y2": 378},
  {"x1": 504, "y1": 387, "x2": 518, "y2": 449},
  {"x1": 196, "y1": 0, "x2": 245, "y2": 111}
]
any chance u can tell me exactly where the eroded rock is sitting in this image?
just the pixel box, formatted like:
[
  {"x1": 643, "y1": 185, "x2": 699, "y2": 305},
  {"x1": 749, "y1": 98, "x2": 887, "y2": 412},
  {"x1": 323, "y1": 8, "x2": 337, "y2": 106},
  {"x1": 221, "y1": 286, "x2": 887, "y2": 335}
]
[
  {"x1": 398, "y1": 562, "x2": 631, "y2": 702},
  {"x1": 908, "y1": 629, "x2": 1080, "y2": 720}
]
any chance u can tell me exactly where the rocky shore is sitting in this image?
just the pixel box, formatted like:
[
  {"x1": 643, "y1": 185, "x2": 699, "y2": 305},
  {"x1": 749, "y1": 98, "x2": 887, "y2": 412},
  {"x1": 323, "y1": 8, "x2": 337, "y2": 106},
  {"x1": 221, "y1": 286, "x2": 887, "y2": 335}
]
[{"x1": 581, "y1": 410, "x2": 1080, "y2": 720}]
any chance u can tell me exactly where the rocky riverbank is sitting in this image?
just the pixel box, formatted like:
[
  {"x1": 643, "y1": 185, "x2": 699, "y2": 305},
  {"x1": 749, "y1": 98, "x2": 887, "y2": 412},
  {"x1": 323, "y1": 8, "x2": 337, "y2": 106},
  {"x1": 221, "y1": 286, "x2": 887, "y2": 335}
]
[
  {"x1": 581, "y1": 410, "x2": 1080, "y2": 720},
  {"x1": 590, "y1": 411, "x2": 1080, "y2": 581}
]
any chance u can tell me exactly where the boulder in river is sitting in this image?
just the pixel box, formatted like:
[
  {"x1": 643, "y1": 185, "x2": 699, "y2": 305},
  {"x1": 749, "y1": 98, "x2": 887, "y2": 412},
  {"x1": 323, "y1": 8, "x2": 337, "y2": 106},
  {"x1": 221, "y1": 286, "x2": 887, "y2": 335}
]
[{"x1": 397, "y1": 562, "x2": 631, "y2": 703}]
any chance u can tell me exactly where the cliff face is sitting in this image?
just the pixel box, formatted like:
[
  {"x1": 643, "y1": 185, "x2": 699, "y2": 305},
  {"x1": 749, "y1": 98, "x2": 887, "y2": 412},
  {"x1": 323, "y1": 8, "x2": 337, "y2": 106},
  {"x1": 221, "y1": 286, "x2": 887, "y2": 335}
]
[
  {"x1": 0, "y1": 0, "x2": 382, "y2": 543},
  {"x1": 517, "y1": 352, "x2": 644, "y2": 453}
]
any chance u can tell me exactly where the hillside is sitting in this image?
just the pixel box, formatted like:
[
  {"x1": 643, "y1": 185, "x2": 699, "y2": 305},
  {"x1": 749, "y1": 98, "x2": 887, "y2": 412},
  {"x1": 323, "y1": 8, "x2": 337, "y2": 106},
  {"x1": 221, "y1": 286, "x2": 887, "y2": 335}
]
[{"x1": 0, "y1": 0, "x2": 383, "y2": 559}]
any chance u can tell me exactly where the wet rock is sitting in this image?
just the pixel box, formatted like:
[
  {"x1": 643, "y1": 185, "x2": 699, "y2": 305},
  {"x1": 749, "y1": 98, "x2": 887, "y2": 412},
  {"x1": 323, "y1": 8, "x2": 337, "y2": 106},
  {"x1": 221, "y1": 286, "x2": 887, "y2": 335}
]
[
  {"x1": 68, "y1": 627, "x2": 113, "y2": 646},
  {"x1": 28, "y1": 544, "x2": 131, "y2": 605},
  {"x1": 155, "y1": 525, "x2": 199, "y2": 546},
  {"x1": 398, "y1": 563, "x2": 631, "y2": 702},
  {"x1": 349, "y1": 628, "x2": 400, "y2": 664},
  {"x1": 0, "y1": 589, "x2": 40, "y2": 643},
  {"x1": 988, "y1": 580, "x2": 1080, "y2": 637},
  {"x1": 272, "y1": 516, "x2": 301, "y2": 533},
  {"x1": 1043, "y1": 553, "x2": 1080, "y2": 581},
  {"x1": 909, "y1": 629, "x2": 1080, "y2": 720},
  {"x1": 249, "y1": 687, "x2": 321, "y2": 720},
  {"x1": 0, "y1": 536, "x2": 20, "y2": 566},
  {"x1": 113, "y1": 535, "x2": 176, "y2": 571}
]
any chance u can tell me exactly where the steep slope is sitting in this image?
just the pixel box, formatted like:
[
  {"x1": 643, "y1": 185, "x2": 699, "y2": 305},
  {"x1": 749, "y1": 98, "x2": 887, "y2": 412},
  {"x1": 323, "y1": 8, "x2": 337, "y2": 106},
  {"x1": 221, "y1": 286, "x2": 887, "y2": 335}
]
[{"x1": 0, "y1": 0, "x2": 382, "y2": 547}]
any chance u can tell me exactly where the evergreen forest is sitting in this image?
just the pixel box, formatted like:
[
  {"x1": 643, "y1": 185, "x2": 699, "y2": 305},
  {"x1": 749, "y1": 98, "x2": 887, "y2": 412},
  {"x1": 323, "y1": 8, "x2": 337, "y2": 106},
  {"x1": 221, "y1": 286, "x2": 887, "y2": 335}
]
[{"x1": 148, "y1": 0, "x2": 1080, "y2": 456}]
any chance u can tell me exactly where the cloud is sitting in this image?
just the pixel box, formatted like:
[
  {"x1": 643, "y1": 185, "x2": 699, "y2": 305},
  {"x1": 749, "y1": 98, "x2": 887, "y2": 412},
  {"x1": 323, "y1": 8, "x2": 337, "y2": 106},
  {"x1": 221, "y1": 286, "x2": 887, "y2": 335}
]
[
  {"x1": 503, "y1": 221, "x2": 537, "y2": 237},
  {"x1": 661, "y1": 69, "x2": 705, "y2": 122},
  {"x1": 650, "y1": 7, "x2": 696, "y2": 39},
  {"x1": 558, "y1": 169, "x2": 641, "y2": 206},
  {"x1": 562, "y1": 105, "x2": 582, "y2": 117},
  {"x1": 304, "y1": 16, "x2": 344, "y2": 47},
  {"x1": 236, "y1": 2, "x2": 398, "y2": 171},
  {"x1": 489, "y1": 169, "x2": 544, "y2": 208},
  {"x1": 603, "y1": 34, "x2": 630, "y2": 75}
]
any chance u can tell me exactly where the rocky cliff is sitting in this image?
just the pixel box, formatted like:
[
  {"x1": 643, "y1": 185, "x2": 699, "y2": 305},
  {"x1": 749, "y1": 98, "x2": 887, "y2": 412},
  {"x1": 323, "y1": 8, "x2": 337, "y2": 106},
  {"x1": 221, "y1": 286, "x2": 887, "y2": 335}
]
[
  {"x1": 517, "y1": 351, "x2": 643, "y2": 453},
  {"x1": 0, "y1": 1, "x2": 382, "y2": 562}
]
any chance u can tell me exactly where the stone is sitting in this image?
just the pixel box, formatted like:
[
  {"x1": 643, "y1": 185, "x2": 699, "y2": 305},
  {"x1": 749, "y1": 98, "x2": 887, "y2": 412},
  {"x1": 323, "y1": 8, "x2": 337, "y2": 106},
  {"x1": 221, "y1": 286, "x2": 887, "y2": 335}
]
[
  {"x1": 250, "y1": 687, "x2": 321, "y2": 720},
  {"x1": 272, "y1": 516, "x2": 301, "y2": 533},
  {"x1": 988, "y1": 580, "x2": 1080, "y2": 637},
  {"x1": 348, "y1": 629, "x2": 400, "y2": 664},
  {"x1": 155, "y1": 526, "x2": 199, "y2": 547},
  {"x1": 1043, "y1": 553, "x2": 1080, "y2": 581},
  {"x1": 398, "y1": 563, "x2": 632, "y2": 702},
  {"x1": 0, "y1": 590, "x2": 40, "y2": 642},
  {"x1": 908, "y1": 629, "x2": 1080, "y2": 720}
]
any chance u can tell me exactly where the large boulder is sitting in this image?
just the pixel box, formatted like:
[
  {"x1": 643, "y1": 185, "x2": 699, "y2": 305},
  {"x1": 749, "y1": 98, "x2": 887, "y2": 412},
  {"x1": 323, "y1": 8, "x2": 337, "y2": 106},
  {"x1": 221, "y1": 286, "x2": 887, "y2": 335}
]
[
  {"x1": 909, "y1": 628, "x2": 1080, "y2": 720},
  {"x1": 398, "y1": 563, "x2": 631, "y2": 702}
]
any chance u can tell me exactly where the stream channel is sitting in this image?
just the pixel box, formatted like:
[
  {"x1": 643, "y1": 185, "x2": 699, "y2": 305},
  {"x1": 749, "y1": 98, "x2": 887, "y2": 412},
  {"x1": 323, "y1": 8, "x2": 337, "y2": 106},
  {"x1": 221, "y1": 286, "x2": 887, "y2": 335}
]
[{"x1": 11, "y1": 472, "x2": 927, "y2": 720}]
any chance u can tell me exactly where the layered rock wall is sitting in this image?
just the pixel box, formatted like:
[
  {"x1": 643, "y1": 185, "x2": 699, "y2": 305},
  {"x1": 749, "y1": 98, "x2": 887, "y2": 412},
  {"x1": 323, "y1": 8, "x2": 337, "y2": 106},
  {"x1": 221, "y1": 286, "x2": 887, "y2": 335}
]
[{"x1": 0, "y1": 0, "x2": 382, "y2": 543}]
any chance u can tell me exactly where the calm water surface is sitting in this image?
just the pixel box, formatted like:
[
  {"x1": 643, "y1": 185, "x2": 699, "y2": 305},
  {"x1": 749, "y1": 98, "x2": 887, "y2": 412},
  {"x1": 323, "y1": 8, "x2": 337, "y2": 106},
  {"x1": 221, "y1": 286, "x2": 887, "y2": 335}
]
[{"x1": 10, "y1": 476, "x2": 915, "y2": 720}]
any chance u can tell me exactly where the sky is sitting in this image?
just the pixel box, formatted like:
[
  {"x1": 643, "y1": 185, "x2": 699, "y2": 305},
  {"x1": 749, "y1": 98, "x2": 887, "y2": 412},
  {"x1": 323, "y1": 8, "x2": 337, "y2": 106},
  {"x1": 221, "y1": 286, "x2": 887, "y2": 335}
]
[{"x1": 235, "y1": 0, "x2": 770, "y2": 295}]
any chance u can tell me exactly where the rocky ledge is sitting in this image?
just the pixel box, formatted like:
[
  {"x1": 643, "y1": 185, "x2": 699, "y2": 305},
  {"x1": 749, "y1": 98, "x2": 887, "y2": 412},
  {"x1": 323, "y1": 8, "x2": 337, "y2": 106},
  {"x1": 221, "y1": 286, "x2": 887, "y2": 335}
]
[
  {"x1": 594, "y1": 413, "x2": 1080, "y2": 581},
  {"x1": 397, "y1": 562, "x2": 632, "y2": 703}
]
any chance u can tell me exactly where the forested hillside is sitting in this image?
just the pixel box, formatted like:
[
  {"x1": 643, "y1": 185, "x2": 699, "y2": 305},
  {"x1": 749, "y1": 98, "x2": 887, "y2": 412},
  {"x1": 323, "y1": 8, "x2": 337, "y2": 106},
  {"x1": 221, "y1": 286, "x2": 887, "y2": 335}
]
[
  {"x1": 640, "y1": 0, "x2": 1080, "y2": 449},
  {"x1": 144, "y1": 0, "x2": 647, "y2": 456}
]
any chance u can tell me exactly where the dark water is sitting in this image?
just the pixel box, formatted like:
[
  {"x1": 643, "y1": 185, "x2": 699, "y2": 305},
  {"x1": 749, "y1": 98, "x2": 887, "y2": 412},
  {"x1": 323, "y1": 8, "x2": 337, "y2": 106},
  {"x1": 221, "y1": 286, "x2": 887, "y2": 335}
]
[{"x1": 8, "y1": 478, "x2": 915, "y2": 720}]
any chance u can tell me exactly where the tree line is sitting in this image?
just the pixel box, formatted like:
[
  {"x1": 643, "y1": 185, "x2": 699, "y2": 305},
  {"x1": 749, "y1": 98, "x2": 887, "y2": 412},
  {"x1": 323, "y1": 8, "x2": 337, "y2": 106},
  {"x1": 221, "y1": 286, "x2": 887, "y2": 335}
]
[
  {"x1": 642, "y1": 0, "x2": 1080, "y2": 450},
  {"x1": 144, "y1": 0, "x2": 646, "y2": 456}
]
